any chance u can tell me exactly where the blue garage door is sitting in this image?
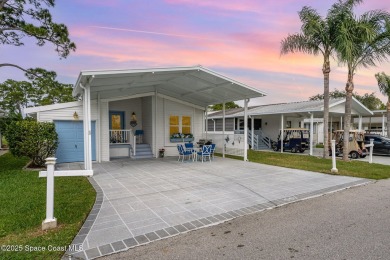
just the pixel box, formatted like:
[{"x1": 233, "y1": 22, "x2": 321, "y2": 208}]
[{"x1": 54, "y1": 121, "x2": 96, "y2": 163}]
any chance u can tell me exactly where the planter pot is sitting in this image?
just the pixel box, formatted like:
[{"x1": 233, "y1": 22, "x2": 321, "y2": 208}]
[{"x1": 170, "y1": 138, "x2": 194, "y2": 143}]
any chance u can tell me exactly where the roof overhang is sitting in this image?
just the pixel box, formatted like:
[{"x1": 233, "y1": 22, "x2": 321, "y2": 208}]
[{"x1": 73, "y1": 66, "x2": 267, "y2": 107}]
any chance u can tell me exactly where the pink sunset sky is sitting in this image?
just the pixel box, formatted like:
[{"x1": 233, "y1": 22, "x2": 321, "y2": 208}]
[{"x1": 1, "y1": 0, "x2": 390, "y2": 105}]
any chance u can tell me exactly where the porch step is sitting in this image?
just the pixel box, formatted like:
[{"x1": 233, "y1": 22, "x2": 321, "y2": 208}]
[{"x1": 131, "y1": 143, "x2": 154, "y2": 159}]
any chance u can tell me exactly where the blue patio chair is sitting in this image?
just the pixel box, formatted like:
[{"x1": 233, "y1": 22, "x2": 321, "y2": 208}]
[
  {"x1": 210, "y1": 143, "x2": 216, "y2": 160},
  {"x1": 177, "y1": 144, "x2": 192, "y2": 162},
  {"x1": 197, "y1": 145, "x2": 212, "y2": 163}
]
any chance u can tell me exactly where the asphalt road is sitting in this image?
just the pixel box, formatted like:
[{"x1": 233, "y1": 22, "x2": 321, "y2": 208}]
[{"x1": 103, "y1": 180, "x2": 390, "y2": 260}]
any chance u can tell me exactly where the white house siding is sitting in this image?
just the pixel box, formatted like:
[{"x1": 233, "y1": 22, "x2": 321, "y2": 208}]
[
  {"x1": 37, "y1": 101, "x2": 98, "y2": 122},
  {"x1": 141, "y1": 96, "x2": 154, "y2": 152},
  {"x1": 155, "y1": 97, "x2": 204, "y2": 157}
]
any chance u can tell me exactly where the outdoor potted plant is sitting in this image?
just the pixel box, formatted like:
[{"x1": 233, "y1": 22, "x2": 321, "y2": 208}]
[
  {"x1": 159, "y1": 148, "x2": 165, "y2": 158},
  {"x1": 170, "y1": 133, "x2": 194, "y2": 142}
]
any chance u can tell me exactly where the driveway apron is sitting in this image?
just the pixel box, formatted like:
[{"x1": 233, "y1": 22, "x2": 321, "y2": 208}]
[{"x1": 61, "y1": 157, "x2": 369, "y2": 259}]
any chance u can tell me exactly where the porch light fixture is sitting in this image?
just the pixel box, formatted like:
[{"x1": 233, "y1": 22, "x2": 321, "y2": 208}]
[
  {"x1": 130, "y1": 112, "x2": 138, "y2": 127},
  {"x1": 73, "y1": 112, "x2": 79, "y2": 120}
]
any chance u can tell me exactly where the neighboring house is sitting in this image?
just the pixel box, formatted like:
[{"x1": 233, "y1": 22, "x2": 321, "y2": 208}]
[
  {"x1": 208, "y1": 97, "x2": 373, "y2": 152},
  {"x1": 24, "y1": 66, "x2": 266, "y2": 172},
  {"x1": 353, "y1": 110, "x2": 388, "y2": 135}
]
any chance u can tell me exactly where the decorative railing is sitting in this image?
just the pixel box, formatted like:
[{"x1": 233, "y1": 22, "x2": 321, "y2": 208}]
[
  {"x1": 247, "y1": 130, "x2": 259, "y2": 149},
  {"x1": 109, "y1": 130, "x2": 132, "y2": 144},
  {"x1": 258, "y1": 129, "x2": 272, "y2": 148}
]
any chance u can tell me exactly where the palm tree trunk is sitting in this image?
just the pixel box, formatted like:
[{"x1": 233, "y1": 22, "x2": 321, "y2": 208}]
[
  {"x1": 343, "y1": 73, "x2": 354, "y2": 161},
  {"x1": 322, "y1": 56, "x2": 330, "y2": 159},
  {"x1": 387, "y1": 99, "x2": 390, "y2": 138}
]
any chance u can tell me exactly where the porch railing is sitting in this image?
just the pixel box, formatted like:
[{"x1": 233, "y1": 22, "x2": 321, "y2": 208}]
[{"x1": 109, "y1": 130, "x2": 132, "y2": 144}]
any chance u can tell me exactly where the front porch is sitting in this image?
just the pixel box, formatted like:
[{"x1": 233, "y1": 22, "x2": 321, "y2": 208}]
[{"x1": 62, "y1": 157, "x2": 369, "y2": 259}]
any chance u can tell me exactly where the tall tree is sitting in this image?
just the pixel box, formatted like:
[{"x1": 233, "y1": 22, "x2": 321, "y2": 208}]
[
  {"x1": 0, "y1": 0, "x2": 76, "y2": 73},
  {"x1": 332, "y1": 1, "x2": 390, "y2": 160},
  {"x1": 209, "y1": 101, "x2": 241, "y2": 111},
  {"x1": 280, "y1": 0, "x2": 363, "y2": 159},
  {"x1": 0, "y1": 68, "x2": 75, "y2": 116},
  {"x1": 375, "y1": 72, "x2": 390, "y2": 137}
]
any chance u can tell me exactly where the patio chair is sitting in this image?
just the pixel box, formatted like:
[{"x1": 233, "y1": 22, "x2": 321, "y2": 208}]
[
  {"x1": 210, "y1": 143, "x2": 216, "y2": 160},
  {"x1": 197, "y1": 145, "x2": 212, "y2": 163},
  {"x1": 135, "y1": 130, "x2": 144, "y2": 144},
  {"x1": 177, "y1": 144, "x2": 193, "y2": 162}
]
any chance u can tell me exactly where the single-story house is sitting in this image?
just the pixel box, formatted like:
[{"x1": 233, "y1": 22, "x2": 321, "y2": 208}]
[
  {"x1": 207, "y1": 97, "x2": 373, "y2": 154},
  {"x1": 24, "y1": 66, "x2": 267, "y2": 172},
  {"x1": 353, "y1": 110, "x2": 388, "y2": 135}
]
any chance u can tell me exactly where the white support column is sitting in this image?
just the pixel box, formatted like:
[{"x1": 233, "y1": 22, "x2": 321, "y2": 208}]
[
  {"x1": 310, "y1": 113, "x2": 314, "y2": 156},
  {"x1": 244, "y1": 99, "x2": 249, "y2": 161},
  {"x1": 81, "y1": 84, "x2": 88, "y2": 170},
  {"x1": 236, "y1": 118, "x2": 240, "y2": 131},
  {"x1": 97, "y1": 92, "x2": 101, "y2": 163},
  {"x1": 86, "y1": 85, "x2": 92, "y2": 171},
  {"x1": 42, "y1": 157, "x2": 57, "y2": 230},
  {"x1": 251, "y1": 116, "x2": 254, "y2": 149},
  {"x1": 382, "y1": 114, "x2": 385, "y2": 136},
  {"x1": 280, "y1": 114, "x2": 284, "y2": 153},
  {"x1": 331, "y1": 140, "x2": 338, "y2": 173},
  {"x1": 330, "y1": 116, "x2": 333, "y2": 134},
  {"x1": 358, "y1": 115, "x2": 362, "y2": 132},
  {"x1": 205, "y1": 108, "x2": 208, "y2": 139},
  {"x1": 154, "y1": 89, "x2": 158, "y2": 158},
  {"x1": 340, "y1": 116, "x2": 343, "y2": 130},
  {"x1": 222, "y1": 102, "x2": 225, "y2": 158}
]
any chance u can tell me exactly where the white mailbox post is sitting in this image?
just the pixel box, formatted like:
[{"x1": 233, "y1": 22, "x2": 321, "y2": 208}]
[
  {"x1": 331, "y1": 140, "x2": 338, "y2": 174},
  {"x1": 365, "y1": 139, "x2": 374, "y2": 164},
  {"x1": 39, "y1": 157, "x2": 93, "y2": 230}
]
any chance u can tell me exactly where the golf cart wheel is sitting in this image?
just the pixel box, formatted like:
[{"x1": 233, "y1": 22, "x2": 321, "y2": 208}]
[
  {"x1": 273, "y1": 146, "x2": 279, "y2": 151},
  {"x1": 299, "y1": 149, "x2": 305, "y2": 153},
  {"x1": 350, "y1": 151, "x2": 359, "y2": 159},
  {"x1": 291, "y1": 147, "x2": 297, "y2": 153},
  {"x1": 360, "y1": 155, "x2": 366, "y2": 158}
]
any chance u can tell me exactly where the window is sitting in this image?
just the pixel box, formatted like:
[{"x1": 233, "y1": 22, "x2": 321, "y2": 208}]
[
  {"x1": 169, "y1": 115, "x2": 192, "y2": 136},
  {"x1": 109, "y1": 111, "x2": 125, "y2": 130},
  {"x1": 182, "y1": 116, "x2": 191, "y2": 134},
  {"x1": 169, "y1": 115, "x2": 179, "y2": 135}
]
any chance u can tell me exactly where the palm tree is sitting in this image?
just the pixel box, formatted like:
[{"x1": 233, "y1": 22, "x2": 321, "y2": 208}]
[
  {"x1": 281, "y1": 0, "x2": 362, "y2": 159},
  {"x1": 333, "y1": 1, "x2": 390, "y2": 160},
  {"x1": 375, "y1": 72, "x2": 390, "y2": 137}
]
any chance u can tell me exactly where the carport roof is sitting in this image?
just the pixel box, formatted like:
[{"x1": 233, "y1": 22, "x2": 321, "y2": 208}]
[
  {"x1": 208, "y1": 97, "x2": 373, "y2": 118},
  {"x1": 73, "y1": 66, "x2": 267, "y2": 107}
]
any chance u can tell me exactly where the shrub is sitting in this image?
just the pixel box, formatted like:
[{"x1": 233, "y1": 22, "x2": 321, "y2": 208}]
[{"x1": 5, "y1": 120, "x2": 58, "y2": 167}]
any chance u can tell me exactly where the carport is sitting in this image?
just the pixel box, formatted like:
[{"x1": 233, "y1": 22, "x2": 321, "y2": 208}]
[{"x1": 62, "y1": 158, "x2": 369, "y2": 259}]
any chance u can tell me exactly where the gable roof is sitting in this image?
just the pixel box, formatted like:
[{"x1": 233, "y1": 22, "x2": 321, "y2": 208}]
[{"x1": 73, "y1": 65, "x2": 267, "y2": 107}]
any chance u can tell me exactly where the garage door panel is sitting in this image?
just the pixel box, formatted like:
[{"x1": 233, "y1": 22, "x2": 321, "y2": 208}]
[{"x1": 54, "y1": 121, "x2": 96, "y2": 163}]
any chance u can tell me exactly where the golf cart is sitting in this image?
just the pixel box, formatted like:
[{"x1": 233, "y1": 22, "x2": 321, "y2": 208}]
[
  {"x1": 272, "y1": 128, "x2": 310, "y2": 153},
  {"x1": 330, "y1": 130, "x2": 367, "y2": 159}
]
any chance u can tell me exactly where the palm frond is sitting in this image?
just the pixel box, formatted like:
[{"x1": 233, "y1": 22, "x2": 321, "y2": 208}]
[
  {"x1": 375, "y1": 72, "x2": 390, "y2": 97},
  {"x1": 280, "y1": 34, "x2": 321, "y2": 56}
]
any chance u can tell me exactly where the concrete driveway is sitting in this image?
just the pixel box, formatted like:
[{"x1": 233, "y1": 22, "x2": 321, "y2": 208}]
[{"x1": 62, "y1": 157, "x2": 369, "y2": 259}]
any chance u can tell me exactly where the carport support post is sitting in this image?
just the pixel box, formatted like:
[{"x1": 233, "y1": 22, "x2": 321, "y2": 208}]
[
  {"x1": 382, "y1": 114, "x2": 385, "y2": 136},
  {"x1": 251, "y1": 116, "x2": 254, "y2": 149},
  {"x1": 358, "y1": 115, "x2": 362, "y2": 132},
  {"x1": 42, "y1": 157, "x2": 57, "y2": 230},
  {"x1": 205, "y1": 108, "x2": 208, "y2": 140},
  {"x1": 244, "y1": 99, "x2": 249, "y2": 161},
  {"x1": 331, "y1": 140, "x2": 338, "y2": 173},
  {"x1": 222, "y1": 102, "x2": 225, "y2": 158},
  {"x1": 310, "y1": 113, "x2": 314, "y2": 156},
  {"x1": 340, "y1": 116, "x2": 343, "y2": 130},
  {"x1": 280, "y1": 114, "x2": 284, "y2": 153}
]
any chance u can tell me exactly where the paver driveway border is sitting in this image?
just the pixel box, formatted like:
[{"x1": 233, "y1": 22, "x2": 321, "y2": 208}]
[{"x1": 62, "y1": 157, "x2": 371, "y2": 260}]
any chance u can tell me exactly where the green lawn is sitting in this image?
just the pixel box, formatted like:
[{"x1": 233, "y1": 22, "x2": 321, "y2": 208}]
[
  {"x1": 0, "y1": 153, "x2": 96, "y2": 259},
  {"x1": 218, "y1": 150, "x2": 390, "y2": 180}
]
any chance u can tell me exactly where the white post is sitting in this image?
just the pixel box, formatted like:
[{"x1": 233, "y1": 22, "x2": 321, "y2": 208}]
[
  {"x1": 97, "y1": 92, "x2": 101, "y2": 163},
  {"x1": 205, "y1": 108, "x2": 208, "y2": 140},
  {"x1": 154, "y1": 90, "x2": 158, "y2": 158},
  {"x1": 244, "y1": 99, "x2": 249, "y2": 161},
  {"x1": 331, "y1": 140, "x2": 338, "y2": 173},
  {"x1": 358, "y1": 115, "x2": 362, "y2": 132},
  {"x1": 382, "y1": 114, "x2": 385, "y2": 136},
  {"x1": 280, "y1": 114, "x2": 284, "y2": 153},
  {"x1": 251, "y1": 116, "x2": 254, "y2": 149},
  {"x1": 330, "y1": 116, "x2": 333, "y2": 134},
  {"x1": 42, "y1": 157, "x2": 57, "y2": 230},
  {"x1": 222, "y1": 102, "x2": 225, "y2": 158},
  {"x1": 86, "y1": 86, "x2": 92, "y2": 170},
  {"x1": 369, "y1": 138, "x2": 374, "y2": 164},
  {"x1": 236, "y1": 118, "x2": 240, "y2": 131},
  {"x1": 340, "y1": 116, "x2": 343, "y2": 130},
  {"x1": 310, "y1": 113, "x2": 314, "y2": 156}
]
